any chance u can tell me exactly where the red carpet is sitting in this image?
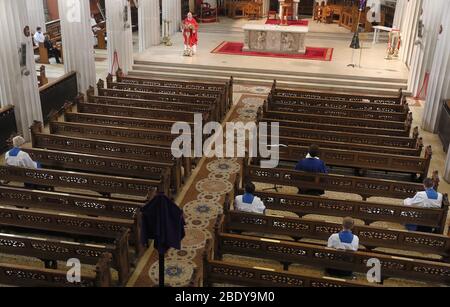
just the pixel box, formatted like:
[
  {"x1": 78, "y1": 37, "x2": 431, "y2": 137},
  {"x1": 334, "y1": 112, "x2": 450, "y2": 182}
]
[
  {"x1": 265, "y1": 19, "x2": 309, "y2": 26},
  {"x1": 211, "y1": 42, "x2": 333, "y2": 61}
]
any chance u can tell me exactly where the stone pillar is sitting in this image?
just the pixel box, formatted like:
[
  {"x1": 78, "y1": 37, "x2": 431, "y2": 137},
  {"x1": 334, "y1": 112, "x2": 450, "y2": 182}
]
[
  {"x1": 392, "y1": 0, "x2": 407, "y2": 30},
  {"x1": 0, "y1": 0, "x2": 43, "y2": 141},
  {"x1": 58, "y1": 0, "x2": 96, "y2": 93},
  {"x1": 106, "y1": 0, "x2": 134, "y2": 74},
  {"x1": 27, "y1": 0, "x2": 47, "y2": 32},
  {"x1": 162, "y1": 0, "x2": 178, "y2": 36},
  {"x1": 138, "y1": 0, "x2": 161, "y2": 52},
  {"x1": 262, "y1": 0, "x2": 270, "y2": 17},
  {"x1": 407, "y1": 0, "x2": 444, "y2": 97},
  {"x1": 399, "y1": 0, "x2": 422, "y2": 66},
  {"x1": 422, "y1": 1, "x2": 450, "y2": 133}
]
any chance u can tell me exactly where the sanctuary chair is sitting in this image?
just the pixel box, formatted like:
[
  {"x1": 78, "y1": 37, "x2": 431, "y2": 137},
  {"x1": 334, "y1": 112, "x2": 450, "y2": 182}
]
[{"x1": 198, "y1": 0, "x2": 218, "y2": 23}]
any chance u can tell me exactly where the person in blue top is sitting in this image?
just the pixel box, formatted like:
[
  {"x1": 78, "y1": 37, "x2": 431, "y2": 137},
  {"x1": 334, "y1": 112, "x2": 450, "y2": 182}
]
[{"x1": 295, "y1": 144, "x2": 329, "y2": 196}]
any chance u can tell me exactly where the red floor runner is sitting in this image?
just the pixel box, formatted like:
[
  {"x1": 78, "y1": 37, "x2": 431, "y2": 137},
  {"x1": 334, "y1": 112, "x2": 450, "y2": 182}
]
[
  {"x1": 211, "y1": 42, "x2": 333, "y2": 61},
  {"x1": 265, "y1": 19, "x2": 309, "y2": 26}
]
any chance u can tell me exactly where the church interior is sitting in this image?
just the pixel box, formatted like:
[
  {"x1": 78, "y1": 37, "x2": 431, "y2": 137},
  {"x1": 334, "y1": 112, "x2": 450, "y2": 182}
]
[{"x1": 0, "y1": 0, "x2": 450, "y2": 289}]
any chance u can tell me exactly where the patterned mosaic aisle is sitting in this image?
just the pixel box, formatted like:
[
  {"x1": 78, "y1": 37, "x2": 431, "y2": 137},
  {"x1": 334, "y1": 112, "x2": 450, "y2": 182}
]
[{"x1": 129, "y1": 85, "x2": 270, "y2": 287}]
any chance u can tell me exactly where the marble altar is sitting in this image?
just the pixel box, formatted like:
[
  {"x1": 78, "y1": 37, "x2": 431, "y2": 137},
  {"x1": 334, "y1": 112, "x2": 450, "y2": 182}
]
[{"x1": 243, "y1": 24, "x2": 308, "y2": 54}]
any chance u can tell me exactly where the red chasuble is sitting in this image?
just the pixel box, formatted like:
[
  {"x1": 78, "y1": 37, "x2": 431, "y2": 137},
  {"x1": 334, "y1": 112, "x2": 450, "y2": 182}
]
[{"x1": 183, "y1": 17, "x2": 199, "y2": 47}]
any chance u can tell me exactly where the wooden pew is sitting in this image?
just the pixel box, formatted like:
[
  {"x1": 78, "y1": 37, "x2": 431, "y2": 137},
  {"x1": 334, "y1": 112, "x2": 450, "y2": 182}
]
[
  {"x1": 272, "y1": 81, "x2": 405, "y2": 105},
  {"x1": 263, "y1": 113, "x2": 412, "y2": 137},
  {"x1": 224, "y1": 210, "x2": 450, "y2": 259},
  {"x1": 37, "y1": 65, "x2": 48, "y2": 87},
  {"x1": 269, "y1": 92, "x2": 409, "y2": 113},
  {"x1": 106, "y1": 75, "x2": 228, "y2": 120},
  {"x1": 85, "y1": 89, "x2": 215, "y2": 122},
  {"x1": 0, "y1": 165, "x2": 169, "y2": 197},
  {"x1": 215, "y1": 230, "x2": 450, "y2": 284},
  {"x1": 243, "y1": 158, "x2": 423, "y2": 200},
  {"x1": 274, "y1": 144, "x2": 433, "y2": 182},
  {"x1": 274, "y1": 125, "x2": 419, "y2": 149},
  {"x1": 79, "y1": 101, "x2": 205, "y2": 124},
  {"x1": 264, "y1": 106, "x2": 411, "y2": 134},
  {"x1": 270, "y1": 134, "x2": 423, "y2": 157},
  {"x1": 116, "y1": 72, "x2": 233, "y2": 111},
  {"x1": 233, "y1": 188, "x2": 449, "y2": 235},
  {"x1": 48, "y1": 121, "x2": 183, "y2": 148},
  {"x1": 0, "y1": 253, "x2": 112, "y2": 287},
  {"x1": 97, "y1": 81, "x2": 223, "y2": 122},
  {"x1": 0, "y1": 230, "x2": 130, "y2": 285},
  {"x1": 265, "y1": 99, "x2": 409, "y2": 122},
  {"x1": 31, "y1": 121, "x2": 188, "y2": 181},
  {"x1": 0, "y1": 205, "x2": 144, "y2": 256},
  {"x1": 203, "y1": 239, "x2": 377, "y2": 287},
  {"x1": 22, "y1": 148, "x2": 178, "y2": 193},
  {"x1": 0, "y1": 186, "x2": 141, "y2": 220}
]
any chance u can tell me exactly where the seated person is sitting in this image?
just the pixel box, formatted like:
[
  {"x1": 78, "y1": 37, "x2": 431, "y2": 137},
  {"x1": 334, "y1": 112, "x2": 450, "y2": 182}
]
[
  {"x1": 44, "y1": 35, "x2": 61, "y2": 64},
  {"x1": 295, "y1": 144, "x2": 328, "y2": 196},
  {"x1": 4, "y1": 136, "x2": 44, "y2": 190},
  {"x1": 234, "y1": 182, "x2": 266, "y2": 214},
  {"x1": 326, "y1": 217, "x2": 359, "y2": 278},
  {"x1": 5, "y1": 136, "x2": 40, "y2": 169},
  {"x1": 33, "y1": 27, "x2": 45, "y2": 46},
  {"x1": 404, "y1": 177, "x2": 443, "y2": 233}
]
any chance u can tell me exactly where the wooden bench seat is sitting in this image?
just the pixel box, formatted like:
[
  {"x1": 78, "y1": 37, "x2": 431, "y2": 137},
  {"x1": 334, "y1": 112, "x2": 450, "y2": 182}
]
[
  {"x1": 269, "y1": 92, "x2": 409, "y2": 113},
  {"x1": 31, "y1": 123, "x2": 188, "y2": 180},
  {"x1": 0, "y1": 205, "x2": 143, "y2": 256},
  {"x1": 225, "y1": 209, "x2": 450, "y2": 256},
  {"x1": 49, "y1": 121, "x2": 183, "y2": 148},
  {"x1": 64, "y1": 111, "x2": 194, "y2": 133},
  {"x1": 215, "y1": 230, "x2": 450, "y2": 284},
  {"x1": 261, "y1": 109, "x2": 412, "y2": 136},
  {"x1": 243, "y1": 159, "x2": 423, "y2": 200},
  {"x1": 116, "y1": 73, "x2": 233, "y2": 110},
  {"x1": 0, "y1": 253, "x2": 112, "y2": 287},
  {"x1": 107, "y1": 76, "x2": 229, "y2": 119},
  {"x1": 274, "y1": 125, "x2": 419, "y2": 149},
  {"x1": 233, "y1": 188, "x2": 449, "y2": 234},
  {"x1": 0, "y1": 230, "x2": 130, "y2": 285},
  {"x1": 0, "y1": 186, "x2": 141, "y2": 220},
  {"x1": 265, "y1": 100, "x2": 409, "y2": 122},
  {"x1": 85, "y1": 90, "x2": 216, "y2": 122},
  {"x1": 0, "y1": 165, "x2": 169, "y2": 197},
  {"x1": 22, "y1": 148, "x2": 179, "y2": 193},
  {"x1": 274, "y1": 144, "x2": 432, "y2": 181},
  {"x1": 272, "y1": 82, "x2": 405, "y2": 105},
  {"x1": 268, "y1": 134, "x2": 423, "y2": 157}
]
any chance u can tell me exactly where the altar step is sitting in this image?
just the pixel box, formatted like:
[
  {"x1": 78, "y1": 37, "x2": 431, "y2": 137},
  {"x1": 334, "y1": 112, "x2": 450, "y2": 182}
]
[{"x1": 130, "y1": 61, "x2": 409, "y2": 96}]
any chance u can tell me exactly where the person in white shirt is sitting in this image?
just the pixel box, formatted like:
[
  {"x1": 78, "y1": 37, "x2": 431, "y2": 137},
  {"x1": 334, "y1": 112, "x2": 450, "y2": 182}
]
[
  {"x1": 404, "y1": 178, "x2": 443, "y2": 233},
  {"x1": 5, "y1": 136, "x2": 40, "y2": 169},
  {"x1": 326, "y1": 217, "x2": 359, "y2": 278},
  {"x1": 33, "y1": 27, "x2": 45, "y2": 46},
  {"x1": 234, "y1": 182, "x2": 266, "y2": 215}
]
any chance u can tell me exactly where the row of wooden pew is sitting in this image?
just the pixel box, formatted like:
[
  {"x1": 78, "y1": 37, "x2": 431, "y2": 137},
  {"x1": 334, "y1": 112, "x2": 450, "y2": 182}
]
[
  {"x1": 202, "y1": 83, "x2": 449, "y2": 287},
  {"x1": 0, "y1": 72, "x2": 233, "y2": 287}
]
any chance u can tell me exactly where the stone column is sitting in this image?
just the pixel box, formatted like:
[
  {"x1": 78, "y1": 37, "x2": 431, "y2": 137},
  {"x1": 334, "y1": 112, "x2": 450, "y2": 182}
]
[
  {"x1": 0, "y1": 0, "x2": 43, "y2": 141},
  {"x1": 392, "y1": 0, "x2": 407, "y2": 30},
  {"x1": 106, "y1": 0, "x2": 134, "y2": 74},
  {"x1": 422, "y1": 1, "x2": 450, "y2": 133},
  {"x1": 27, "y1": 0, "x2": 47, "y2": 32},
  {"x1": 399, "y1": 0, "x2": 422, "y2": 66},
  {"x1": 407, "y1": 0, "x2": 444, "y2": 97},
  {"x1": 162, "y1": 0, "x2": 179, "y2": 36},
  {"x1": 138, "y1": 0, "x2": 161, "y2": 52},
  {"x1": 58, "y1": 0, "x2": 96, "y2": 93}
]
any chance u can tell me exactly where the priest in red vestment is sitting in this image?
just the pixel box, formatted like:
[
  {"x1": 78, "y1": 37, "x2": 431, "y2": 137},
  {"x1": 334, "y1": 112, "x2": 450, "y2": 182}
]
[{"x1": 183, "y1": 12, "x2": 199, "y2": 56}]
